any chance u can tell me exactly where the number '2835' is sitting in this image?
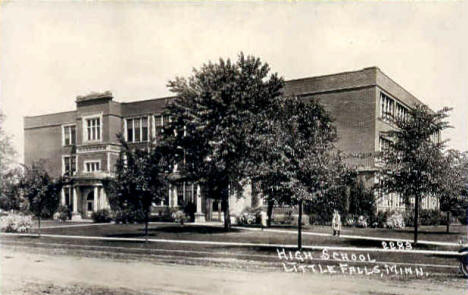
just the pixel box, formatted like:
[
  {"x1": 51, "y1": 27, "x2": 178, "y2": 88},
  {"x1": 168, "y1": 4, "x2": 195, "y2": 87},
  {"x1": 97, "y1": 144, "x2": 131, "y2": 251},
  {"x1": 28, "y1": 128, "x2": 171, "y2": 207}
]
[{"x1": 381, "y1": 240, "x2": 412, "y2": 250}]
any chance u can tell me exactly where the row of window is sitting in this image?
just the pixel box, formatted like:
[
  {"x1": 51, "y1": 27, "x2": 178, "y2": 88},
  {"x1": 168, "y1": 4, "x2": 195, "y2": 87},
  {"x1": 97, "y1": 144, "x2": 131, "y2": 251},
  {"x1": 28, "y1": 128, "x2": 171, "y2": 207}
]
[
  {"x1": 62, "y1": 114, "x2": 170, "y2": 146},
  {"x1": 379, "y1": 136, "x2": 392, "y2": 153},
  {"x1": 125, "y1": 115, "x2": 169, "y2": 143},
  {"x1": 126, "y1": 117, "x2": 149, "y2": 143},
  {"x1": 379, "y1": 192, "x2": 404, "y2": 208},
  {"x1": 86, "y1": 118, "x2": 101, "y2": 141},
  {"x1": 379, "y1": 92, "x2": 409, "y2": 122},
  {"x1": 63, "y1": 156, "x2": 101, "y2": 174},
  {"x1": 62, "y1": 116, "x2": 101, "y2": 146}
]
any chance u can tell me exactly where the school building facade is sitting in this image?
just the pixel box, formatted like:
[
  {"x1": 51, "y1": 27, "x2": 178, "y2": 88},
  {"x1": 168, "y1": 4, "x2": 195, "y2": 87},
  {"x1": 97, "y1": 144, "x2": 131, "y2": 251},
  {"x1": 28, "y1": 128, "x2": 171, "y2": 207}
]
[{"x1": 23, "y1": 66, "x2": 438, "y2": 221}]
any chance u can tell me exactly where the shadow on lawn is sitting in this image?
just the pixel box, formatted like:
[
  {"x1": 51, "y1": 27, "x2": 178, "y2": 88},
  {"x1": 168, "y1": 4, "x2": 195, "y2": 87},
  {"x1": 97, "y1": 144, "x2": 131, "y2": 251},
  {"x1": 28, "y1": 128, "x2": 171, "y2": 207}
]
[
  {"x1": 105, "y1": 225, "x2": 240, "y2": 238},
  {"x1": 106, "y1": 233, "x2": 158, "y2": 238},
  {"x1": 390, "y1": 229, "x2": 462, "y2": 235},
  {"x1": 149, "y1": 225, "x2": 241, "y2": 234}
]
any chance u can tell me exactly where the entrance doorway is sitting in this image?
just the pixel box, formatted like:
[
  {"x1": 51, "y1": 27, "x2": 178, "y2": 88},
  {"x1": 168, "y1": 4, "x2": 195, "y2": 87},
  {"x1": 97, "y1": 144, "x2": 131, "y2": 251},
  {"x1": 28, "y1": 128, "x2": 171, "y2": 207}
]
[{"x1": 86, "y1": 191, "x2": 94, "y2": 217}]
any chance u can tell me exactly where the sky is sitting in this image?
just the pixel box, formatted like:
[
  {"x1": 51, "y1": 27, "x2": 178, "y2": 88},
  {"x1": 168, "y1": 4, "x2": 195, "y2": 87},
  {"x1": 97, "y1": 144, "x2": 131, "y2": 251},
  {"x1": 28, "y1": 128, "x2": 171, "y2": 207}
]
[{"x1": 1, "y1": 1, "x2": 467, "y2": 163}]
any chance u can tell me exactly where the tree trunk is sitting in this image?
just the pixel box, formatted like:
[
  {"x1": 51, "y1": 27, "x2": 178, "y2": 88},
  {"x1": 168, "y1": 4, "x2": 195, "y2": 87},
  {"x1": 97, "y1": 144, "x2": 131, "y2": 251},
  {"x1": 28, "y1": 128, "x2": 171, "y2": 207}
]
[
  {"x1": 298, "y1": 199, "x2": 303, "y2": 250},
  {"x1": 267, "y1": 198, "x2": 274, "y2": 228},
  {"x1": 446, "y1": 211, "x2": 450, "y2": 234},
  {"x1": 414, "y1": 196, "x2": 419, "y2": 245},
  {"x1": 222, "y1": 197, "x2": 231, "y2": 231},
  {"x1": 345, "y1": 186, "x2": 351, "y2": 216},
  {"x1": 144, "y1": 209, "x2": 149, "y2": 242},
  {"x1": 38, "y1": 216, "x2": 41, "y2": 237}
]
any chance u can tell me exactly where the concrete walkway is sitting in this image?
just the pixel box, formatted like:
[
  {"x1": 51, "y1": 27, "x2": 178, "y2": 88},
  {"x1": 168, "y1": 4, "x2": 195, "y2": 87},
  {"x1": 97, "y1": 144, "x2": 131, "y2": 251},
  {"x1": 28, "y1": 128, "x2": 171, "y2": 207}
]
[{"x1": 0, "y1": 232, "x2": 461, "y2": 256}]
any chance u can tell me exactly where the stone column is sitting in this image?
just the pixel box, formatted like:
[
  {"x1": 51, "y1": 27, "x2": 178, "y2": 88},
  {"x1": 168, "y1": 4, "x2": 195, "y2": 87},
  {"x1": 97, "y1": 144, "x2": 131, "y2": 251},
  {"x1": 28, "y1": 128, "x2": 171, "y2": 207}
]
[
  {"x1": 101, "y1": 187, "x2": 109, "y2": 209},
  {"x1": 172, "y1": 186, "x2": 178, "y2": 208},
  {"x1": 60, "y1": 188, "x2": 66, "y2": 206},
  {"x1": 72, "y1": 186, "x2": 82, "y2": 221},
  {"x1": 194, "y1": 184, "x2": 205, "y2": 223},
  {"x1": 168, "y1": 185, "x2": 173, "y2": 207},
  {"x1": 73, "y1": 187, "x2": 78, "y2": 214},
  {"x1": 94, "y1": 186, "x2": 99, "y2": 212}
]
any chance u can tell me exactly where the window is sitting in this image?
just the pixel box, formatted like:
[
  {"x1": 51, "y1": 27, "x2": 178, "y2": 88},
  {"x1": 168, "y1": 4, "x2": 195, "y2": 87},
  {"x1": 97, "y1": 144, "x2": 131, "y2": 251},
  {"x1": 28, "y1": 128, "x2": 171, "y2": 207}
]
[
  {"x1": 379, "y1": 137, "x2": 391, "y2": 153},
  {"x1": 154, "y1": 115, "x2": 167, "y2": 139},
  {"x1": 63, "y1": 156, "x2": 77, "y2": 175},
  {"x1": 395, "y1": 103, "x2": 409, "y2": 122},
  {"x1": 177, "y1": 183, "x2": 184, "y2": 206},
  {"x1": 430, "y1": 131, "x2": 440, "y2": 144},
  {"x1": 63, "y1": 125, "x2": 76, "y2": 146},
  {"x1": 380, "y1": 92, "x2": 394, "y2": 121},
  {"x1": 126, "y1": 117, "x2": 149, "y2": 142},
  {"x1": 85, "y1": 161, "x2": 100, "y2": 172},
  {"x1": 84, "y1": 117, "x2": 101, "y2": 142},
  {"x1": 184, "y1": 182, "x2": 194, "y2": 203}
]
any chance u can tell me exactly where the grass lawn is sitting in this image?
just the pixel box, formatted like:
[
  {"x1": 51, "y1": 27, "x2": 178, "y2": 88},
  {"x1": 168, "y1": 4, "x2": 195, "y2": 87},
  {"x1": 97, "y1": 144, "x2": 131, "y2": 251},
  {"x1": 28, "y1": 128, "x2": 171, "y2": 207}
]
[
  {"x1": 288, "y1": 224, "x2": 468, "y2": 243},
  {"x1": 32, "y1": 219, "x2": 93, "y2": 228},
  {"x1": 32, "y1": 222, "x2": 461, "y2": 252}
]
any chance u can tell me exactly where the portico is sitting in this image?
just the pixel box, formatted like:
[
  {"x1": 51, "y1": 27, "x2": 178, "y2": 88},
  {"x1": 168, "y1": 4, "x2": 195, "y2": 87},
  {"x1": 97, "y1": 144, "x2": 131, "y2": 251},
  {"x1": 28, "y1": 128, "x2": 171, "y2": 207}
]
[{"x1": 61, "y1": 177, "x2": 110, "y2": 221}]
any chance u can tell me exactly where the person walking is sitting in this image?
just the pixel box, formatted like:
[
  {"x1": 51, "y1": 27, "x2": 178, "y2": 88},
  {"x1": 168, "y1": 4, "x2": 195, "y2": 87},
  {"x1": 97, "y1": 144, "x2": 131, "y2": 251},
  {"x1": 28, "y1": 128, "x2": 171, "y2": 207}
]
[{"x1": 332, "y1": 210, "x2": 342, "y2": 237}]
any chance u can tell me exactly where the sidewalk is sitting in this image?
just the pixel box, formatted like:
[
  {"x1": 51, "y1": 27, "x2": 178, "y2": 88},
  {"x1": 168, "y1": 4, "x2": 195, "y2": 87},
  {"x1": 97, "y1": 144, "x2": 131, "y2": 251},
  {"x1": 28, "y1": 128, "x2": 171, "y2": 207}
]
[
  {"x1": 231, "y1": 226, "x2": 462, "y2": 247},
  {"x1": 1, "y1": 231, "x2": 461, "y2": 256}
]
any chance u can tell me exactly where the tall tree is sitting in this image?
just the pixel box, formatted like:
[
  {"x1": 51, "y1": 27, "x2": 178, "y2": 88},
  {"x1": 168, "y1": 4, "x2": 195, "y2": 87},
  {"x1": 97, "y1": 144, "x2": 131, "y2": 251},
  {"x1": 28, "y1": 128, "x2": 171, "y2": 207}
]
[
  {"x1": 438, "y1": 149, "x2": 468, "y2": 233},
  {"x1": 19, "y1": 162, "x2": 63, "y2": 236},
  {"x1": 163, "y1": 53, "x2": 284, "y2": 230},
  {"x1": 0, "y1": 167, "x2": 24, "y2": 211},
  {"x1": 106, "y1": 135, "x2": 169, "y2": 240},
  {"x1": 0, "y1": 112, "x2": 17, "y2": 177},
  {"x1": 379, "y1": 104, "x2": 451, "y2": 244},
  {"x1": 251, "y1": 96, "x2": 346, "y2": 248}
]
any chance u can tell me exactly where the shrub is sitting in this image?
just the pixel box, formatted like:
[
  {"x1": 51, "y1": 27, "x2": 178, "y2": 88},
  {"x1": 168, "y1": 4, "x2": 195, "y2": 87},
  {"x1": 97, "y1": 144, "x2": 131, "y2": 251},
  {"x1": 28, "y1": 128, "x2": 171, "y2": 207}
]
[
  {"x1": 374, "y1": 211, "x2": 388, "y2": 228},
  {"x1": 237, "y1": 207, "x2": 262, "y2": 225},
  {"x1": 182, "y1": 202, "x2": 196, "y2": 222},
  {"x1": 458, "y1": 210, "x2": 468, "y2": 225},
  {"x1": 92, "y1": 209, "x2": 112, "y2": 223},
  {"x1": 356, "y1": 215, "x2": 368, "y2": 228},
  {"x1": 55, "y1": 205, "x2": 71, "y2": 222},
  {"x1": 419, "y1": 209, "x2": 442, "y2": 226},
  {"x1": 404, "y1": 211, "x2": 414, "y2": 227},
  {"x1": 404, "y1": 209, "x2": 443, "y2": 226},
  {"x1": 386, "y1": 211, "x2": 405, "y2": 229},
  {"x1": 112, "y1": 208, "x2": 147, "y2": 223},
  {"x1": 0, "y1": 212, "x2": 33, "y2": 233},
  {"x1": 172, "y1": 210, "x2": 186, "y2": 224}
]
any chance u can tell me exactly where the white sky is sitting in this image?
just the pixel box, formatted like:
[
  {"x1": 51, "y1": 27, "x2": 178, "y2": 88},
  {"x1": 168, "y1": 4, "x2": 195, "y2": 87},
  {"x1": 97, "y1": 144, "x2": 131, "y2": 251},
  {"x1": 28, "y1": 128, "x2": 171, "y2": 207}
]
[{"x1": 1, "y1": 1, "x2": 467, "y2": 163}]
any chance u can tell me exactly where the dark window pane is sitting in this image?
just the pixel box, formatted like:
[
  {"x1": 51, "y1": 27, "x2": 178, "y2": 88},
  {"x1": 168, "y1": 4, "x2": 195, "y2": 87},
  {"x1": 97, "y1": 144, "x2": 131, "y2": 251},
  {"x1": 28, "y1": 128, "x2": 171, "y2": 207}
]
[
  {"x1": 127, "y1": 119, "x2": 133, "y2": 142},
  {"x1": 64, "y1": 157, "x2": 70, "y2": 173},
  {"x1": 64, "y1": 127, "x2": 70, "y2": 145},
  {"x1": 134, "y1": 119, "x2": 141, "y2": 142},
  {"x1": 142, "y1": 118, "x2": 148, "y2": 141},
  {"x1": 154, "y1": 116, "x2": 162, "y2": 127},
  {"x1": 71, "y1": 126, "x2": 76, "y2": 144},
  {"x1": 71, "y1": 157, "x2": 76, "y2": 172}
]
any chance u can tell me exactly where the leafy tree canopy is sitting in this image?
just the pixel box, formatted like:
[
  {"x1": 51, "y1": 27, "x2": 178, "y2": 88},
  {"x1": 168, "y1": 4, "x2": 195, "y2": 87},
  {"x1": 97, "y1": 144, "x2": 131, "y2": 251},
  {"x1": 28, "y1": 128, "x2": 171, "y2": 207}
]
[
  {"x1": 19, "y1": 162, "x2": 63, "y2": 235},
  {"x1": 379, "y1": 104, "x2": 451, "y2": 242},
  {"x1": 251, "y1": 95, "x2": 347, "y2": 205},
  {"x1": 0, "y1": 112, "x2": 17, "y2": 177},
  {"x1": 104, "y1": 135, "x2": 170, "y2": 237},
  {"x1": 162, "y1": 53, "x2": 284, "y2": 229}
]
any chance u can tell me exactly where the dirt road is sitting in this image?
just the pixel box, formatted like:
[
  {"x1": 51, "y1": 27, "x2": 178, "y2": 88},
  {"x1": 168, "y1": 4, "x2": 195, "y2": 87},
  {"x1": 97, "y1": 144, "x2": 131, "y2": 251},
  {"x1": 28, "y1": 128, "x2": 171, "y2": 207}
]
[{"x1": 1, "y1": 247, "x2": 466, "y2": 295}]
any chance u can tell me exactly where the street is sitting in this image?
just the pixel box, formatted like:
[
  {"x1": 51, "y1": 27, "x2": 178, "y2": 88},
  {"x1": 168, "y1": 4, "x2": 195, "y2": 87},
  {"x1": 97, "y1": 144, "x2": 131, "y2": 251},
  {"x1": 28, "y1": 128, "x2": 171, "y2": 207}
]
[{"x1": 1, "y1": 240, "x2": 467, "y2": 295}]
